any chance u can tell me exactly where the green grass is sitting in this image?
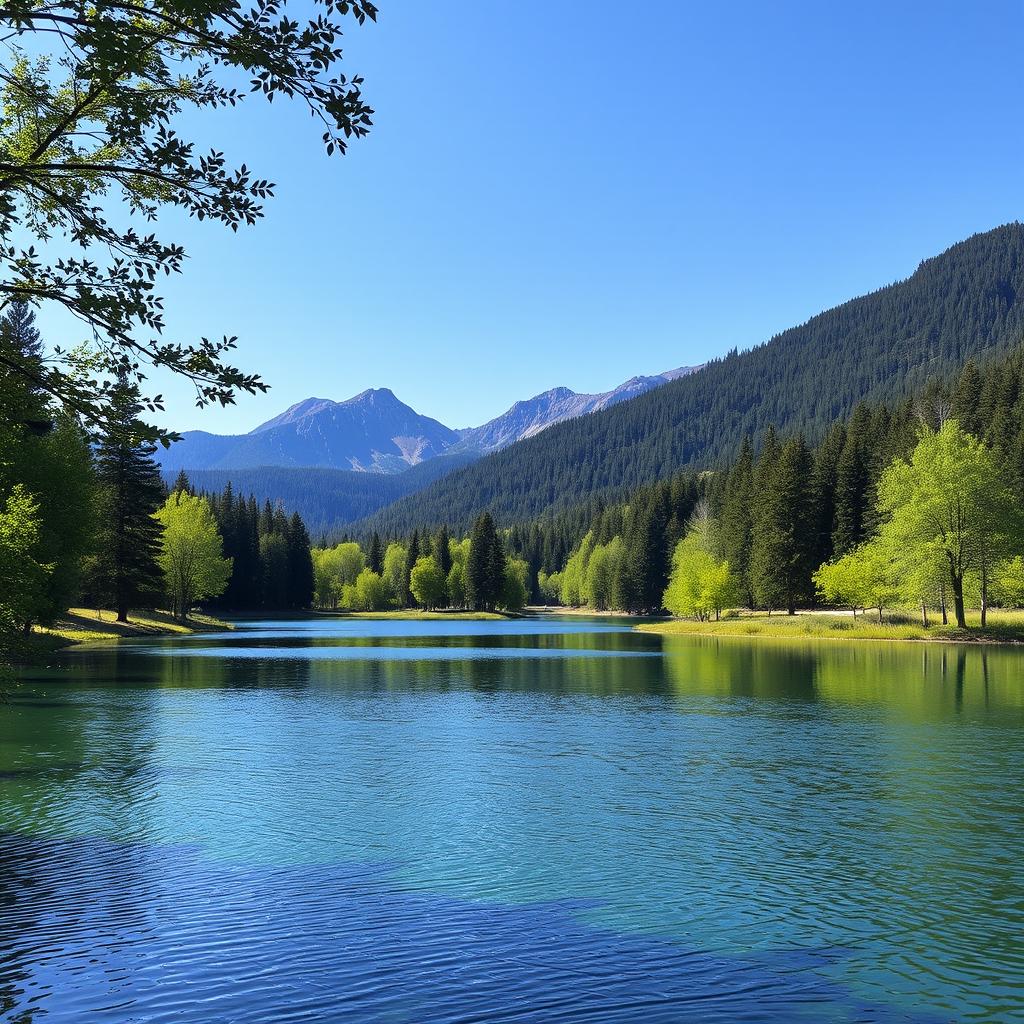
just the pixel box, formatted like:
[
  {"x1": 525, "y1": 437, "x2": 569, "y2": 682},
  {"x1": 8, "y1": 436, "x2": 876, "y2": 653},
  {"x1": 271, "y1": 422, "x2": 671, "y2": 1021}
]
[
  {"x1": 637, "y1": 609, "x2": 1024, "y2": 645},
  {"x1": 34, "y1": 608, "x2": 231, "y2": 645},
  {"x1": 3, "y1": 608, "x2": 231, "y2": 668}
]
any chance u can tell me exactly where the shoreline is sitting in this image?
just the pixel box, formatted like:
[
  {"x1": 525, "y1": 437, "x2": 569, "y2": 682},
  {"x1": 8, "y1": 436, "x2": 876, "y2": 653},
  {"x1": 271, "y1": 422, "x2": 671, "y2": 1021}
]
[
  {"x1": 635, "y1": 615, "x2": 1024, "y2": 647},
  {"x1": 5, "y1": 609, "x2": 232, "y2": 664}
]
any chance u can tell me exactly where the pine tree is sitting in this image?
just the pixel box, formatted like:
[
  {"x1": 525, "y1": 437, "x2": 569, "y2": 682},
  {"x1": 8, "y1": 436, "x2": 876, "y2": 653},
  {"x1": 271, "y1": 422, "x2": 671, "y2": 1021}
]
[
  {"x1": 368, "y1": 531, "x2": 383, "y2": 574},
  {"x1": 286, "y1": 512, "x2": 315, "y2": 609},
  {"x1": 750, "y1": 434, "x2": 815, "y2": 614},
  {"x1": 92, "y1": 374, "x2": 164, "y2": 621},
  {"x1": 619, "y1": 490, "x2": 669, "y2": 612},
  {"x1": 832, "y1": 405, "x2": 871, "y2": 555},
  {"x1": 952, "y1": 360, "x2": 984, "y2": 437},
  {"x1": 719, "y1": 435, "x2": 755, "y2": 606},
  {"x1": 466, "y1": 513, "x2": 504, "y2": 611},
  {"x1": 172, "y1": 469, "x2": 192, "y2": 495}
]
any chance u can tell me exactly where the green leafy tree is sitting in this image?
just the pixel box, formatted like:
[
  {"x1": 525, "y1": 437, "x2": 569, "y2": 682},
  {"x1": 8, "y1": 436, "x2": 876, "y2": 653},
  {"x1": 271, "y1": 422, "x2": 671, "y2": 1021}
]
[
  {"x1": 404, "y1": 530, "x2": 421, "y2": 607},
  {"x1": 813, "y1": 543, "x2": 900, "y2": 622},
  {"x1": 663, "y1": 510, "x2": 736, "y2": 621},
  {"x1": 500, "y1": 557, "x2": 528, "y2": 612},
  {"x1": 409, "y1": 555, "x2": 446, "y2": 610},
  {"x1": 382, "y1": 542, "x2": 408, "y2": 607},
  {"x1": 353, "y1": 567, "x2": 389, "y2": 611},
  {"x1": 0, "y1": 483, "x2": 52, "y2": 633},
  {"x1": 154, "y1": 491, "x2": 231, "y2": 619},
  {"x1": 0, "y1": 0, "x2": 376, "y2": 432},
  {"x1": 874, "y1": 421, "x2": 1024, "y2": 628},
  {"x1": 446, "y1": 562, "x2": 467, "y2": 609}
]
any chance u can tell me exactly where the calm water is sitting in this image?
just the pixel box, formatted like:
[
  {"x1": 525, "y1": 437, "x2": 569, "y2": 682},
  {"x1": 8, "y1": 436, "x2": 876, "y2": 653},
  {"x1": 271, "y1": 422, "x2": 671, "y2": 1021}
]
[{"x1": 1, "y1": 616, "x2": 1022, "y2": 1023}]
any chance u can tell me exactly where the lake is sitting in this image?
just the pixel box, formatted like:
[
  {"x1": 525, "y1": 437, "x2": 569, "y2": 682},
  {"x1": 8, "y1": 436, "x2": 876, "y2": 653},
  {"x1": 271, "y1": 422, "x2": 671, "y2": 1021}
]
[{"x1": 1, "y1": 615, "x2": 1022, "y2": 1022}]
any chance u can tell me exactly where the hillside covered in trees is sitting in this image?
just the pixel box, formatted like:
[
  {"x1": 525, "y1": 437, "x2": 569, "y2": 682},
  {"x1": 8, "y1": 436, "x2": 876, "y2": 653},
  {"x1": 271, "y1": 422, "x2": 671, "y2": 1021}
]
[
  {"x1": 360, "y1": 224, "x2": 1024, "y2": 535},
  {"x1": 174, "y1": 452, "x2": 479, "y2": 539},
  {"x1": 508, "y1": 346, "x2": 1024, "y2": 625}
]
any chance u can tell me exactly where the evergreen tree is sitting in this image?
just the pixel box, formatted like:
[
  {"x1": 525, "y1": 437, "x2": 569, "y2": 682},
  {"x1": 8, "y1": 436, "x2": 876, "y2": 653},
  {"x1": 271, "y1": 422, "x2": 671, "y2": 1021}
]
[
  {"x1": 832, "y1": 405, "x2": 872, "y2": 555},
  {"x1": 750, "y1": 434, "x2": 815, "y2": 614},
  {"x1": 368, "y1": 531, "x2": 383, "y2": 574},
  {"x1": 90, "y1": 378, "x2": 164, "y2": 621},
  {"x1": 719, "y1": 435, "x2": 755, "y2": 606},
  {"x1": 619, "y1": 490, "x2": 669, "y2": 612},
  {"x1": 466, "y1": 513, "x2": 504, "y2": 611},
  {"x1": 286, "y1": 513, "x2": 315, "y2": 609},
  {"x1": 172, "y1": 469, "x2": 192, "y2": 495}
]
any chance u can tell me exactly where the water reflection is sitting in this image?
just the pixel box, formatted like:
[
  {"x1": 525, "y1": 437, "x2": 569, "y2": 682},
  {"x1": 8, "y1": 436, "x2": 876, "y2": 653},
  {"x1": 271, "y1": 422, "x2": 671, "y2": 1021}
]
[{"x1": 1, "y1": 617, "x2": 1022, "y2": 1022}]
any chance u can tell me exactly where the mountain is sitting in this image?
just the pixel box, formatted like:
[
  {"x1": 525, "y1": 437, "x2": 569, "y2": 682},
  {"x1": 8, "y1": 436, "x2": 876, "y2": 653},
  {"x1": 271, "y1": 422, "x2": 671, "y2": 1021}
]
[
  {"x1": 456, "y1": 366, "x2": 699, "y2": 453},
  {"x1": 357, "y1": 223, "x2": 1024, "y2": 535},
  {"x1": 157, "y1": 388, "x2": 459, "y2": 474},
  {"x1": 157, "y1": 368, "x2": 695, "y2": 475}
]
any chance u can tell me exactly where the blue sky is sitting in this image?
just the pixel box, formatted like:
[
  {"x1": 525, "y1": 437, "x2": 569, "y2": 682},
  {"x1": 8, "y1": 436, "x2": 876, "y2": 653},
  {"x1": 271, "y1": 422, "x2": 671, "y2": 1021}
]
[{"x1": 34, "y1": 1, "x2": 1024, "y2": 432}]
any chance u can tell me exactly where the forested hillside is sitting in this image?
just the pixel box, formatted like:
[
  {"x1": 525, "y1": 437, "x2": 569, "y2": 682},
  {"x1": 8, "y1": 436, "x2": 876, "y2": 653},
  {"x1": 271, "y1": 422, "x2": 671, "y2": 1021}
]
[
  {"x1": 361, "y1": 224, "x2": 1024, "y2": 535},
  {"x1": 507, "y1": 346, "x2": 1024, "y2": 618},
  {"x1": 174, "y1": 451, "x2": 480, "y2": 538}
]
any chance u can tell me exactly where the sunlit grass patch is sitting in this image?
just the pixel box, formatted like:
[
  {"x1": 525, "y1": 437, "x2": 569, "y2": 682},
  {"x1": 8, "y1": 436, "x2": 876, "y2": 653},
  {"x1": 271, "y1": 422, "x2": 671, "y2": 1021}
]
[{"x1": 638, "y1": 609, "x2": 1024, "y2": 645}]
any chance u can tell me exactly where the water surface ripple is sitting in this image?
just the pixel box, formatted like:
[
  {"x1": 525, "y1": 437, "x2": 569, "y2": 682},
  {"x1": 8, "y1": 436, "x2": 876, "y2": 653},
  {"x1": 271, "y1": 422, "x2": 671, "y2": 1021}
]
[{"x1": 1, "y1": 616, "x2": 1022, "y2": 1022}]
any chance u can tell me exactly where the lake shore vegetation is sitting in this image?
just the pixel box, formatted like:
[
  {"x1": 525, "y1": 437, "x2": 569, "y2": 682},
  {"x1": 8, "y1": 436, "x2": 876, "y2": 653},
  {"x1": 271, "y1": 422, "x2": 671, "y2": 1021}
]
[{"x1": 522, "y1": 349, "x2": 1024, "y2": 639}]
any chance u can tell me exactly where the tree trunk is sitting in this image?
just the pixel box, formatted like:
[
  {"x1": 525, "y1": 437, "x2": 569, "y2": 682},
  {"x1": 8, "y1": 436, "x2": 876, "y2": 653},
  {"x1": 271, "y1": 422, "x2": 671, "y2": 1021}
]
[
  {"x1": 980, "y1": 564, "x2": 988, "y2": 629},
  {"x1": 116, "y1": 603, "x2": 128, "y2": 624},
  {"x1": 950, "y1": 573, "x2": 967, "y2": 629},
  {"x1": 921, "y1": 601, "x2": 929, "y2": 628}
]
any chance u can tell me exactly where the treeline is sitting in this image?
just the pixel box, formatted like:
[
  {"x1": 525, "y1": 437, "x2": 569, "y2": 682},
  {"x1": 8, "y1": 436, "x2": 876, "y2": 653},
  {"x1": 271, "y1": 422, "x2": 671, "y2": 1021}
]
[
  {"x1": 0, "y1": 303, "x2": 315, "y2": 648},
  {"x1": 313, "y1": 513, "x2": 528, "y2": 613},
  {"x1": 525, "y1": 346, "x2": 1024, "y2": 622},
  {"x1": 358, "y1": 223, "x2": 1024, "y2": 534},
  {"x1": 185, "y1": 479, "x2": 314, "y2": 612}
]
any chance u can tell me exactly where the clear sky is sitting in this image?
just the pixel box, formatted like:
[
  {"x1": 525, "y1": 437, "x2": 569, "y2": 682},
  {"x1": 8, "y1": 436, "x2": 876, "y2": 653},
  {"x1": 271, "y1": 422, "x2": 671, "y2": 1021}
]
[{"x1": 34, "y1": 0, "x2": 1024, "y2": 433}]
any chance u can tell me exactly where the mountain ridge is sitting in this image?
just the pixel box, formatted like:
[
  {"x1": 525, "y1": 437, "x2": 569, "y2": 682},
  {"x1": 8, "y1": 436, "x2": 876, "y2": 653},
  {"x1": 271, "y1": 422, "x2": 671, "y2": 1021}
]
[
  {"x1": 356, "y1": 223, "x2": 1024, "y2": 535},
  {"x1": 156, "y1": 368, "x2": 699, "y2": 474}
]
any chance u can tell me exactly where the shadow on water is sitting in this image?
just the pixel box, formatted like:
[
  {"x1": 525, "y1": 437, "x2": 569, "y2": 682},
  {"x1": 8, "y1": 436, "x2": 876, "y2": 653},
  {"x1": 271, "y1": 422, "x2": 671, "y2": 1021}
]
[{"x1": 0, "y1": 832, "x2": 950, "y2": 1024}]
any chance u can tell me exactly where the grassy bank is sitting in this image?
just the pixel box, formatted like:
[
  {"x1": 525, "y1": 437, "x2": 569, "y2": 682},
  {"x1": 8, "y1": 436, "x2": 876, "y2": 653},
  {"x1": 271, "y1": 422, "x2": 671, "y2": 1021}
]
[
  {"x1": 636, "y1": 609, "x2": 1024, "y2": 645},
  {"x1": 8, "y1": 608, "x2": 231, "y2": 660}
]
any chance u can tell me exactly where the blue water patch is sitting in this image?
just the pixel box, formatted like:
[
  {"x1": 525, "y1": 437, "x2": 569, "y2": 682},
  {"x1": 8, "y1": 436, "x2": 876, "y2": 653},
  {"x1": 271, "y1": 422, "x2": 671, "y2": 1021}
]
[
  {"x1": 130, "y1": 644, "x2": 660, "y2": 661},
  {"x1": 0, "y1": 833, "x2": 943, "y2": 1024}
]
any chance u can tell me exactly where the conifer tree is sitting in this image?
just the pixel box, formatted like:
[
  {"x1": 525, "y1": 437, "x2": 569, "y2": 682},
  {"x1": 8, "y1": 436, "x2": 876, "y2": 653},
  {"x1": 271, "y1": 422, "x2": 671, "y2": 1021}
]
[
  {"x1": 368, "y1": 532, "x2": 383, "y2": 575},
  {"x1": 91, "y1": 375, "x2": 164, "y2": 622},
  {"x1": 286, "y1": 513, "x2": 315, "y2": 609},
  {"x1": 832, "y1": 405, "x2": 872, "y2": 556},
  {"x1": 466, "y1": 513, "x2": 504, "y2": 611},
  {"x1": 719, "y1": 435, "x2": 755, "y2": 606},
  {"x1": 750, "y1": 434, "x2": 815, "y2": 614}
]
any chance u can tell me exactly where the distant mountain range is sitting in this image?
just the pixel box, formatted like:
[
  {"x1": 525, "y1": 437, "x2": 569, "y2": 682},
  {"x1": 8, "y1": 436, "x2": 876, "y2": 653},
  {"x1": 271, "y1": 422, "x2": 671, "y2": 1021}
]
[{"x1": 156, "y1": 366, "x2": 699, "y2": 474}]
